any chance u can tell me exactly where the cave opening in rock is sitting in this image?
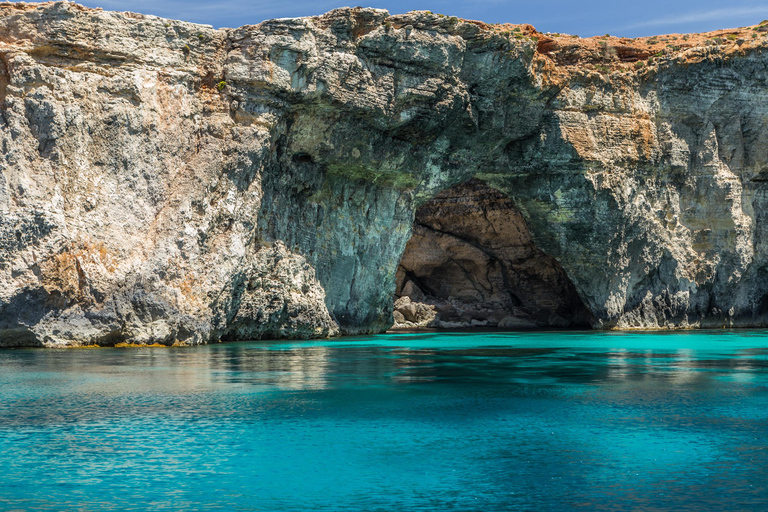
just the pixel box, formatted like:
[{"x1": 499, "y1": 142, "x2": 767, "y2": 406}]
[{"x1": 393, "y1": 179, "x2": 594, "y2": 330}]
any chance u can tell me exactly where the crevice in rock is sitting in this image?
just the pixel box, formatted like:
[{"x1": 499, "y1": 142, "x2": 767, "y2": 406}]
[{"x1": 393, "y1": 179, "x2": 594, "y2": 330}]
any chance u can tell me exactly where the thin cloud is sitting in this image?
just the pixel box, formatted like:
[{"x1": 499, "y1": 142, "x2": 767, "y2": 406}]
[{"x1": 623, "y1": 6, "x2": 768, "y2": 29}]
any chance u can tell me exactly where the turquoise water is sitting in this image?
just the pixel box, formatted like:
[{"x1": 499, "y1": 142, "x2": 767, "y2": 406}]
[{"x1": 2, "y1": 330, "x2": 768, "y2": 511}]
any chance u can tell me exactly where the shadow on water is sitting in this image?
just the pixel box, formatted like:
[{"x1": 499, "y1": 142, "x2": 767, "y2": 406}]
[{"x1": 2, "y1": 330, "x2": 768, "y2": 511}]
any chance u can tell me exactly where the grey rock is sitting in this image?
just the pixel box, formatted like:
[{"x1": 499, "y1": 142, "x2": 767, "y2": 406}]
[
  {"x1": 1, "y1": 4, "x2": 768, "y2": 345},
  {"x1": 498, "y1": 316, "x2": 538, "y2": 329}
]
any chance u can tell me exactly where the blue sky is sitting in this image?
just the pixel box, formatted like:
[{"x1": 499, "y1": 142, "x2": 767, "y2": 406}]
[{"x1": 55, "y1": 1, "x2": 768, "y2": 37}]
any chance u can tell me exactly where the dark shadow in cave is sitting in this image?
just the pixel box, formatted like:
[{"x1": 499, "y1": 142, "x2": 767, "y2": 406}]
[{"x1": 393, "y1": 179, "x2": 594, "y2": 330}]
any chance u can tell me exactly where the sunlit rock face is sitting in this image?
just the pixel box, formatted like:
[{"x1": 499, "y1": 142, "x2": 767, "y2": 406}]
[{"x1": 1, "y1": 3, "x2": 768, "y2": 345}]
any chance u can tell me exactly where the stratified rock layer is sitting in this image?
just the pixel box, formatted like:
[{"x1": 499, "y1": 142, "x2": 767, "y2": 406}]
[{"x1": 1, "y1": 3, "x2": 768, "y2": 345}]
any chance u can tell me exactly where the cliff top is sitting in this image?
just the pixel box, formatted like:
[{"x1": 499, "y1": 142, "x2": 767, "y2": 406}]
[{"x1": 0, "y1": 2, "x2": 766, "y2": 78}]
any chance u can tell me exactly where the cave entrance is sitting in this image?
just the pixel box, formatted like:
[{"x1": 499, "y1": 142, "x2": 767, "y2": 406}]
[{"x1": 393, "y1": 179, "x2": 593, "y2": 330}]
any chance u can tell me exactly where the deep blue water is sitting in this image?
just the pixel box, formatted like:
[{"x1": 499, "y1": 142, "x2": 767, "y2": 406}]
[{"x1": 2, "y1": 331, "x2": 768, "y2": 511}]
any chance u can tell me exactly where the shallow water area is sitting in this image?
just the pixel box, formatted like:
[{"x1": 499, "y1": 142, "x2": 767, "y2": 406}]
[{"x1": 2, "y1": 330, "x2": 768, "y2": 511}]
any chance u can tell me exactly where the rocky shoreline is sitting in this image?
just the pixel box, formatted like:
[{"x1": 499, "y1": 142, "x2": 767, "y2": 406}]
[{"x1": 2, "y1": 3, "x2": 768, "y2": 346}]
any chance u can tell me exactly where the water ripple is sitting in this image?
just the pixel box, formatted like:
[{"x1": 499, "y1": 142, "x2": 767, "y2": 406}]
[{"x1": 2, "y1": 330, "x2": 768, "y2": 510}]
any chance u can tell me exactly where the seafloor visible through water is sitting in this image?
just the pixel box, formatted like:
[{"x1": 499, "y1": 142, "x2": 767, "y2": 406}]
[{"x1": 2, "y1": 331, "x2": 768, "y2": 511}]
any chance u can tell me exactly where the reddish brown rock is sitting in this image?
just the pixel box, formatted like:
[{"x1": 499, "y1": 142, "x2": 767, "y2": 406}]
[{"x1": 394, "y1": 180, "x2": 593, "y2": 329}]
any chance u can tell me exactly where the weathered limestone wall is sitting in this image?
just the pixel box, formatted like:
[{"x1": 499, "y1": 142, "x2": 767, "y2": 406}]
[{"x1": 0, "y1": 3, "x2": 767, "y2": 345}]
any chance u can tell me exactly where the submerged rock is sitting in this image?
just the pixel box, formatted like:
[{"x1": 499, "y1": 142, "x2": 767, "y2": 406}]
[{"x1": 1, "y1": 4, "x2": 768, "y2": 345}]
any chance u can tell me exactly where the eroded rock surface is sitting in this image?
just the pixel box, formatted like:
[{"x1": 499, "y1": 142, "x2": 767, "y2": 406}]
[
  {"x1": 1, "y1": 3, "x2": 768, "y2": 345},
  {"x1": 394, "y1": 180, "x2": 593, "y2": 329}
]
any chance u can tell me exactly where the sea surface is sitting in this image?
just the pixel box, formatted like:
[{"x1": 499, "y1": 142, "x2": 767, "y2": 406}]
[{"x1": 2, "y1": 330, "x2": 768, "y2": 511}]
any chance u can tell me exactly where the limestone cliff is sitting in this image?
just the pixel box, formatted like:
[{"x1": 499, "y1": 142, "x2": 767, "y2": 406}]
[{"x1": 1, "y1": 2, "x2": 768, "y2": 346}]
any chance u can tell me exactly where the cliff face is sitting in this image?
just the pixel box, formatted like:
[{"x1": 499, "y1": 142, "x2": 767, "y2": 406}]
[{"x1": 1, "y1": 3, "x2": 768, "y2": 346}]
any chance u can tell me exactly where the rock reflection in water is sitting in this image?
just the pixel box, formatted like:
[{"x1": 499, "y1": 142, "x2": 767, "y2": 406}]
[
  {"x1": 7, "y1": 335, "x2": 766, "y2": 392},
  {"x1": 215, "y1": 345, "x2": 334, "y2": 389},
  {"x1": 2, "y1": 331, "x2": 768, "y2": 511}
]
